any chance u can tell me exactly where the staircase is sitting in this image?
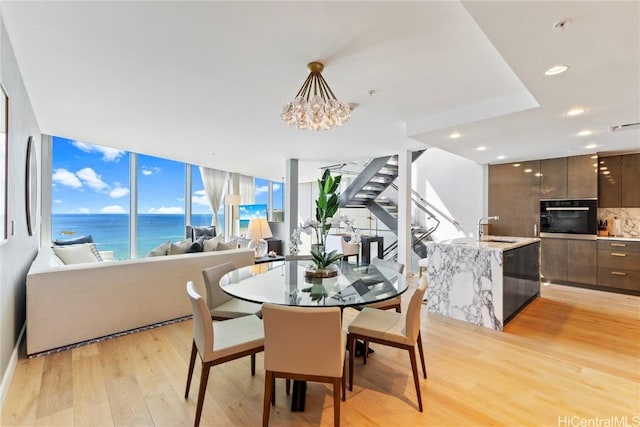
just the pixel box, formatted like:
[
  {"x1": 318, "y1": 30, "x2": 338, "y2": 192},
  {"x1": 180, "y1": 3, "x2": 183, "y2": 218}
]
[{"x1": 338, "y1": 150, "x2": 435, "y2": 259}]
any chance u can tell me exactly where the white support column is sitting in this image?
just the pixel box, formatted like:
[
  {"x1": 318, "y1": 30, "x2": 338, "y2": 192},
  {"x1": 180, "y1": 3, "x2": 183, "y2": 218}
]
[
  {"x1": 40, "y1": 135, "x2": 52, "y2": 246},
  {"x1": 129, "y1": 153, "x2": 138, "y2": 258},
  {"x1": 285, "y1": 159, "x2": 299, "y2": 254},
  {"x1": 185, "y1": 164, "x2": 192, "y2": 226},
  {"x1": 397, "y1": 150, "x2": 413, "y2": 274}
]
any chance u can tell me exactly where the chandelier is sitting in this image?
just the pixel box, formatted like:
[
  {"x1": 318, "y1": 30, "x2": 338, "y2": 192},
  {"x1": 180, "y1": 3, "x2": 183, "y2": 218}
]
[{"x1": 281, "y1": 62, "x2": 351, "y2": 131}]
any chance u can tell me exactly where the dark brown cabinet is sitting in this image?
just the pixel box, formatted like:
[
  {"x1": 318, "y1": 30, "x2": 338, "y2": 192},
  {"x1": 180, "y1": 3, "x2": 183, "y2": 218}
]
[
  {"x1": 566, "y1": 240, "x2": 597, "y2": 285},
  {"x1": 599, "y1": 154, "x2": 640, "y2": 208},
  {"x1": 621, "y1": 154, "x2": 640, "y2": 207},
  {"x1": 540, "y1": 157, "x2": 567, "y2": 199},
  {"x1": 540, "y1": 155, "x2": 597, "y2": 200},
  {"x1": 488, "y1": 160, "x2": 540, "y2": 238},
  {"x1": 567, "y1": 155, "x2": 598, "y2": 199},
  {"x1": 597, "y1": 239, "x2": 640, "y2": 293},
  {"x1": 540, "y1": 238, "x2": 597, "y2": 286},
  {"x1": 541, "y1": 238, "x2": 566, "y2": 281}
]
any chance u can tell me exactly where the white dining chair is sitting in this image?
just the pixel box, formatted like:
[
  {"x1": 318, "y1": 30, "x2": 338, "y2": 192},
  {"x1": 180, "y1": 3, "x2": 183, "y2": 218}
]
[
  {"x1": 184, "y1": 281, "x2": 265, "y2": 426},
  {"x1": 202, "y1": 262, "x2": 263, "y2": 320}
]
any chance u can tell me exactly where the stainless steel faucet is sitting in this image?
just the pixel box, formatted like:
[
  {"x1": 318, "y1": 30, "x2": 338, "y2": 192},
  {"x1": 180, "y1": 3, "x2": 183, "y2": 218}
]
[{"x1": 478, "y1": 216, "x2": 499, "y2": 240}]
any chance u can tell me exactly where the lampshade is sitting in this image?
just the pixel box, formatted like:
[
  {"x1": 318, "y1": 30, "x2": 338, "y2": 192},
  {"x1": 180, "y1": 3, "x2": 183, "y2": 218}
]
[
  {"x1": 246, "y1": 218, "x2": 273, "y2": 240},
  {"x1": 281, "y1": 61, "x2": 351, "y2": 131},
  {"x1": 225, "y1": 194, "x2": 241, "y2": 205}
]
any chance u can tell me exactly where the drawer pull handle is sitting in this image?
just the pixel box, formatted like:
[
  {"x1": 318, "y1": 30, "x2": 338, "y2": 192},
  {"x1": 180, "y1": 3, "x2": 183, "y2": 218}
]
[
  {"x1": 611, "y1": 271, "x2": 627, "y2": 276},
  {"x1": 610, "y1": 252, "x2": 627, "y2": 257},
  {"x1": 611, "y1": 243, "x2": 627, "y2": 247}
]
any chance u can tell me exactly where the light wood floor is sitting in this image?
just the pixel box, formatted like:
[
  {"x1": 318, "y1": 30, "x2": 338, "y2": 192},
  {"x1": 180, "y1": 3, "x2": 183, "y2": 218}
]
[{"x1": 2, "y1": 282, "x2": 639, "y2": 426}]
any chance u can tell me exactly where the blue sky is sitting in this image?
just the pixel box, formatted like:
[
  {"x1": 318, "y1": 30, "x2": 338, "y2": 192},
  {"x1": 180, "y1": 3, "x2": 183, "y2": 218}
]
[{"x1": 51, "y1": 137, "x2": 281, "y2": 215}]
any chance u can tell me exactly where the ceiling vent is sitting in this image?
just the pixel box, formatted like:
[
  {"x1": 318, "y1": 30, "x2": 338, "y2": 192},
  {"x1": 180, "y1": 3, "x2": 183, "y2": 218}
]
[{"x1": 609, "y1": 122, "x2": 640, "y2": 132}]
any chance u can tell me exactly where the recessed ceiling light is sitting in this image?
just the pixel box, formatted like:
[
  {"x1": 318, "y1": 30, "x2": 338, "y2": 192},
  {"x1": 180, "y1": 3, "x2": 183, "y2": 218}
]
[
  {"x1": 449, "y1": 131, "x2": 461, "y2": 139},
  {"x1": 496, "y1": 155, "x2": 505, "y2": 160},
  {"x1": 577, "y1": 129, "x2": 592, "y2": 136},
  {"x1": 603, "y1": 171, "x2": 611, "y2": 175},
  {"x1": 545, "y1": 65, "x2": 569, "y2": 76},
  {"x1": 476, "y1": 146, "x2": 487, "y2": 151},
  {"x1": 534, "y1": 172, "x2": 543, "y2": 177},
  {"x1": 585, "y1": 143, "x2": 598, "y2": 149},
  {"x1": 524, "y1": 169, "x2": 533, "y2": 173},
  {"x1": 513, "y1": 163, "x2": 521, "y2": 167},
  {"x1": 567, "y1": 107, "x2": 586, "y2": 116},
  {"x1": 600, "y1": 166, "x2": 608, "y2": 171}
]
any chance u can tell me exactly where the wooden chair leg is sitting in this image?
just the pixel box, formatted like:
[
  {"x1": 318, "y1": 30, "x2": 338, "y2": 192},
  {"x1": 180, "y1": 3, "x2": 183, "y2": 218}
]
[
  {"x1": 417, "y1": 331, "x2": 427, "y2": 379},
  {"x1": 395, "y1": 304, "x2": 401, "y2": 313},
  {"x1": 333, "y1": 377, "x2": 341, "y2": 427},
  {"x1": 263, "y1": 371, "x2": 273, "y2": 427},
  {"x1": 271, "y1": 377, "x2": 276, "y2": 406},
  {"x1": 251, "y1": 353, "x2": 256, "y2": 376},
  {"x1": 286, "y1": 379, "x2": 291, "y2": 395},
  {"x1": 408, "y1": 348, "x2": 423, "y2": 412},
  {"x1": 341, "y1": 358, "x2": 346, "y2": 401},
  {"x1": 348, "y1": 334, "x2": 355, "y2": 391},
  {"x1": 185, "y1": 341, "x2": 198, "y2": 398},
  {"x1": 363, "y1": 341, "x2": 369, "y2": 365},
  {"x1": 194, "y1": 362, "x2": 211, "y2": 427}
]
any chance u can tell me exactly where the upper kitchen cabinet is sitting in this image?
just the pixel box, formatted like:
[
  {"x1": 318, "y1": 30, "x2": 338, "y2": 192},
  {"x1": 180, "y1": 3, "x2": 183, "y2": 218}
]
[
  {"x1": 621, "y1": 153, "x2": 640, "y2": 207},
  {"x1": 540, "y1": 155, "x2": 597, "y2": 200},
  {"x1": 489, "y1": 160, "x2": 540, "y2": 238},
  {"x1": 599, "y1": 154, "x2": 640, "y2": 207},
  {"x1": 567, "y1": 155, "x2": 598, "y2": 199}
]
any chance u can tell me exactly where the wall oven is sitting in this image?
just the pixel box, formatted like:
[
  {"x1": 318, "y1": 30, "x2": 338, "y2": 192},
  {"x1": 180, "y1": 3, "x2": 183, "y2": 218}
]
[{"x1": 540, "y1": 199, "x2": 597, "y2": 239}]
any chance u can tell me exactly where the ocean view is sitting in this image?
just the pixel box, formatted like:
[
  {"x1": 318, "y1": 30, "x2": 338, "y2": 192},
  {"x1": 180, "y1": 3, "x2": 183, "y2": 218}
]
[{"x1": 52, "y1": 214, "x2": 249, "y2": 260}]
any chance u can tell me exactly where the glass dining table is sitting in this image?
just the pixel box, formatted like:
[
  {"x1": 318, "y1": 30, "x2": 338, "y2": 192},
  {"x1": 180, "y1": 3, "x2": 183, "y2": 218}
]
[
  {"x1": 219, "y1": 259, "x2": 409, "y2": 411},
  {"x1": 220, "y1": 260, "x2": 409, "y2": 309}
]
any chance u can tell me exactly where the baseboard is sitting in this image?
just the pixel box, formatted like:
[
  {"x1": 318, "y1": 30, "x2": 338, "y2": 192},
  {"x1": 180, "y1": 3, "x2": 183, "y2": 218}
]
[{"x1": 0, "y1": 323, "x2": 25, "y2": 410}]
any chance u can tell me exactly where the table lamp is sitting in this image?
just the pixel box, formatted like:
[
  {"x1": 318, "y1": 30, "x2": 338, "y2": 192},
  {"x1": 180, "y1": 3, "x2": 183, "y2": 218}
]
[{"x1": 246, "y1": 218, "x2": 272, "y2": 258}]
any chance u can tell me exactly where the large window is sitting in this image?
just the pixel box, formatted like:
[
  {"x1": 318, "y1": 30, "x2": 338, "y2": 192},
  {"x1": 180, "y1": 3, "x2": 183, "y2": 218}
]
[
  {"x1": 51, "y1": 137, "x2": 130, "y2": 259},
  {"x1": 136, "y1": 155, "x2": 186, "y2": 257}
]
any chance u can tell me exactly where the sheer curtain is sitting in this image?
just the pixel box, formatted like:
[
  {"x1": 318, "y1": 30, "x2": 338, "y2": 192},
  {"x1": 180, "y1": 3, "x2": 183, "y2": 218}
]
[
  {"x1": 239, "y1": 174, "x2": 255, "y2": 205},
  {"x1": 199, "y1": 167, "x2": 229, "y2": 231}
]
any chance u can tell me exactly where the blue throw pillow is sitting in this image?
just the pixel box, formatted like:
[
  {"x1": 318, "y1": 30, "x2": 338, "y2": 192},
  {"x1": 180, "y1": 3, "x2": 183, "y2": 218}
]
[{"x1": 53, "y1": 235, "x2": 93, "y2": 246}]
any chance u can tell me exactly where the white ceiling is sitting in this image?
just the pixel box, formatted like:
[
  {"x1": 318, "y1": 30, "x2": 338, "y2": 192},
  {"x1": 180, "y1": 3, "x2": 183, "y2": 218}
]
[{"x1": 1, "y1": 1, "x2": 638, "y2": 182}]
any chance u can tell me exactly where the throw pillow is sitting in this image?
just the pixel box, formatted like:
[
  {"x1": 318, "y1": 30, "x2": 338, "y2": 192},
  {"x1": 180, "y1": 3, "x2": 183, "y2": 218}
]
[
  {"x1": 169, "y1": 238, "x2": 192, "y2": 255},
  {"x1": 203, "y1": 235, "x2": 223, "y2": 252},
  {"x1": 52, "y1": 243, "x2": 102, "y2": 265},
  {"x1": 53, "y1": 235, "x2": 93, "y2": 246},
  {"x1": 89, "y1": 243, "x2": 104, "y2": 261},
  {"x1": 193, "y1": 225, "x2": 216, "y2": 240},
  {"x1": 147, "y1": 241, "x2": 171, "y2": 257},
  {"x1": 186, "y1": 236, "x2": 206, "y2": 253},
  {"x1": 216, "y1": 240, "x2": 238, "y2": 251}
]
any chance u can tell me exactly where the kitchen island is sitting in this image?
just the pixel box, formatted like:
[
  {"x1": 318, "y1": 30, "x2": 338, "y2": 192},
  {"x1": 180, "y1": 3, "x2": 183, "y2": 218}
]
[{"x1": 424, "y1": 236, "x2": 540, "y2": 331}]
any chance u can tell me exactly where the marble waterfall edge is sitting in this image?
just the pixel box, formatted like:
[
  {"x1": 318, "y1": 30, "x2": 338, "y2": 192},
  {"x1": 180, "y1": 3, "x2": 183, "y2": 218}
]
[{"x1": 425, "y1": 243, "x2": 503, "y2": 331}]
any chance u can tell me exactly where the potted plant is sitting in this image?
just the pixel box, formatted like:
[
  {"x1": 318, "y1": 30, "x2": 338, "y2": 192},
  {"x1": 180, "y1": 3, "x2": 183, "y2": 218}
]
[{"x1": 307, "y1": 169, "x2": 344, "y2": 277}]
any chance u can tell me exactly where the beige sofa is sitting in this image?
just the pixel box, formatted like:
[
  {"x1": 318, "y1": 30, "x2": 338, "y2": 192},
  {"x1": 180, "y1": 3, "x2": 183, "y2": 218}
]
[{"x1": 26, "y1": 246, "x2": 255, "y2": 355}]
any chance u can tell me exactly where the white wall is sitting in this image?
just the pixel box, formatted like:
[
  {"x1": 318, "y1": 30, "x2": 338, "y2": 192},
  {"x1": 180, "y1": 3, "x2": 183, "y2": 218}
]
[
  {"x1": 0, "y1": 15, "x2": 42, "y2": 403},
  {"x1": 413, "y1": 147, "x2": 483, "y2": 241}
]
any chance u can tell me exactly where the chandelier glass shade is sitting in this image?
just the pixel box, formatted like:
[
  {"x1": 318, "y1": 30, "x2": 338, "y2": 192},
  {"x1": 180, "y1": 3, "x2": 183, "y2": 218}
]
[{"x1": 281, "y1": 62, "x2": 351, "y2": 131}]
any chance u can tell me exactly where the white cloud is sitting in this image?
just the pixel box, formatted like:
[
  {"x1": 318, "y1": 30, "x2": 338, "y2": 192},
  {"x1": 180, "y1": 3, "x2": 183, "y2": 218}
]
[
  {"x1": 239, "y1": 206, "x2": 249, "y2": 215},
  {"x1": 109, "y1": 186, "x2": 129, "y2": 198},
  {"x1": 54, "y1": 199, "x2": 62, "y2": 204},
  {"x1": 141, "y1": 166, "x2": 160, "y2": 176},
  {"x1": 74, "y1": 207, "x2": 90, "y2": 214},
  {"x1": 76, "y1": 168, "x2": 109, "y2": 191},
  {"x1": 192, "y1": 190, "x2": 210, "y2": 207},
  {"x1": 101, "y1": 205, "x2": 126, "y2": 213},
  {"x1": 255, "y1": 185, "x2": 269, "y2": 196},
  {"x1": 52, "y1": 168, "x2": 82, "y2": 189},
  {"x1": 147, "y1": 206, "x2": 184, "y2": 214},
  {"x1": 73, "y1": 141, "x2": 125, "y2": 162},
  {"x1": 273, "y1": 183, "x2": 281, "y2": 191}
]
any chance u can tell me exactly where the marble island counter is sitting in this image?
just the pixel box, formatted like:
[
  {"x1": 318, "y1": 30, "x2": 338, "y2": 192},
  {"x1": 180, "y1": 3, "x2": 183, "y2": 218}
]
[{"x1": 424, "y1": 236, "x2": 540, "y2": 331}]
